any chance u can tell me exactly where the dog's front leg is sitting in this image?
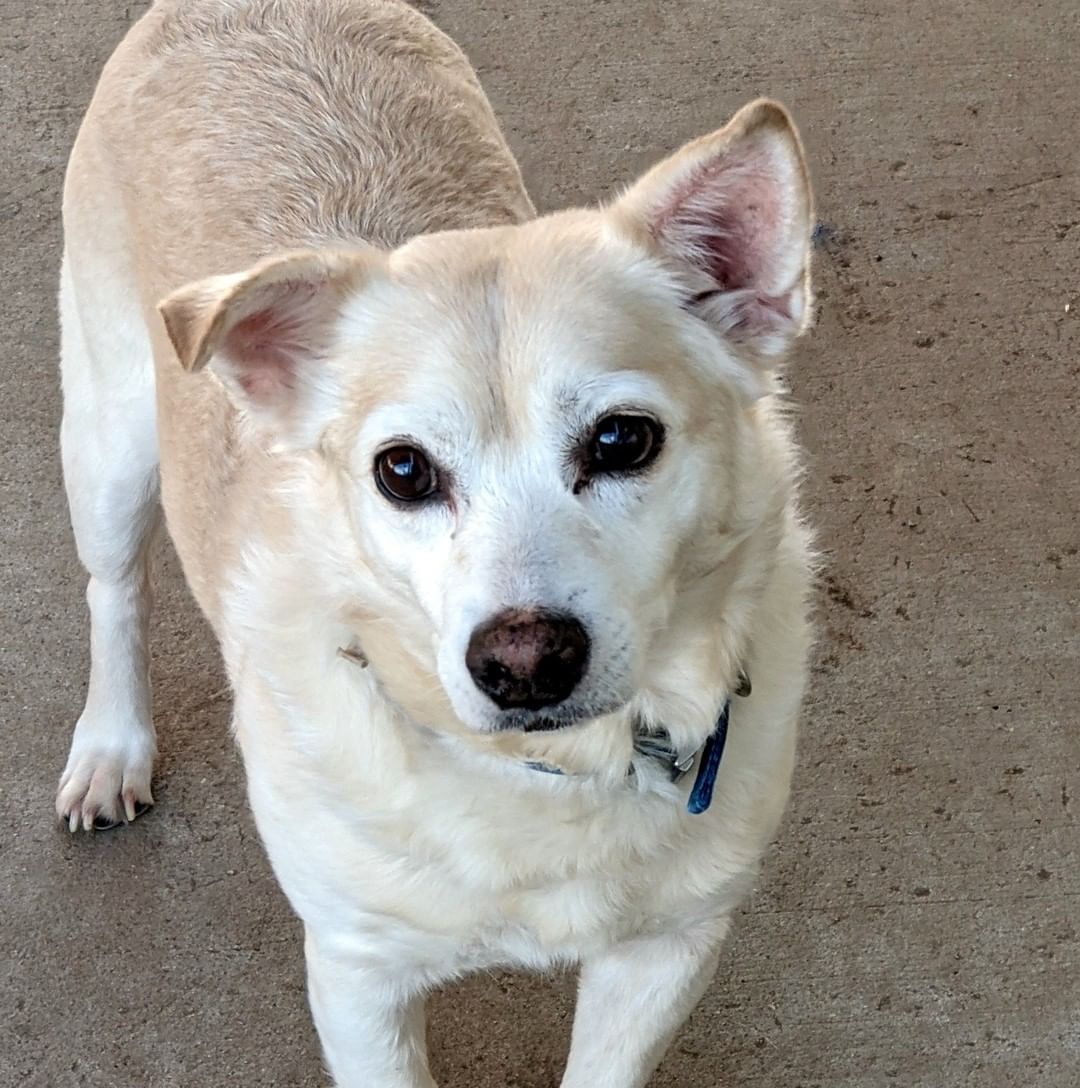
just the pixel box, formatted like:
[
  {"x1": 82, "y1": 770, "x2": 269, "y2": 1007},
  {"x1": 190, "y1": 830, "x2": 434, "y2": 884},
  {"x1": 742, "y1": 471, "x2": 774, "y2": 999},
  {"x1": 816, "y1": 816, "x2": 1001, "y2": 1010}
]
[
  {"x1": 305, "y1": 932, "x2": 437, "y2": 1088},
  {"x1": 561, "y1": 921, "x2": 728, "y2": 1088}
]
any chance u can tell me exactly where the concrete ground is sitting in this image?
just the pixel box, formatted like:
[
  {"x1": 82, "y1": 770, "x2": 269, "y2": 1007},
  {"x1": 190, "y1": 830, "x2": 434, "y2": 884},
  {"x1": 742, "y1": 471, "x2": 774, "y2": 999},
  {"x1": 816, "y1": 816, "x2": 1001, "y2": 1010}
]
[{"x1": 2, "y1": 0, "x2": 1077, "y2": 1085}]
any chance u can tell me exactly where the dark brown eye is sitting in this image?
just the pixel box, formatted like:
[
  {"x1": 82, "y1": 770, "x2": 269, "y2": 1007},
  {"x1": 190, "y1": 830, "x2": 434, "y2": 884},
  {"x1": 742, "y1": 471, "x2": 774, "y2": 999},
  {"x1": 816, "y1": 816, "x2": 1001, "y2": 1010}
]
[
  {"x1": 587, "y1": 415, "x2": 664, "y2": 476},
  {"x1": 375, "y1": 445, "x2": 438, "y2": 503}
]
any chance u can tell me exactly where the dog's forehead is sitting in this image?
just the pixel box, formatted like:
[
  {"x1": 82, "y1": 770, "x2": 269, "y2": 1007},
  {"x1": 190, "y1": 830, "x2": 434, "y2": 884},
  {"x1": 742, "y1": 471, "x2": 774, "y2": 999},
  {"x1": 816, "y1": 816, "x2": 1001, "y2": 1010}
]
[
  {"x1": 341, "y1": 215, "x2": 690, "y2": 434},
  {"x1": 389, "y1": 213, "x2": 675, "y2": 336}
]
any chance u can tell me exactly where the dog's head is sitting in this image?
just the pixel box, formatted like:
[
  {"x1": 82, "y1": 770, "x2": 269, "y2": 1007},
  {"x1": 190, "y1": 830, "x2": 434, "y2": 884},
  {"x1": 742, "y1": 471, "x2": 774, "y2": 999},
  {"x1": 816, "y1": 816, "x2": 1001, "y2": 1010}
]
[{"x1": 160, "y1": 100, "x2": 813, "y2": 737}]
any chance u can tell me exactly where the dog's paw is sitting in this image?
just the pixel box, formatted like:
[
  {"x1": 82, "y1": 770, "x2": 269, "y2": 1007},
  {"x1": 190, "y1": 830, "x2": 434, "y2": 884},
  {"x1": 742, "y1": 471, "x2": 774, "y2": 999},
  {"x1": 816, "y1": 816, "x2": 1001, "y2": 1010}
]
[{"x1": 56, "y1": 719, "x2": 156, "y2": 832}]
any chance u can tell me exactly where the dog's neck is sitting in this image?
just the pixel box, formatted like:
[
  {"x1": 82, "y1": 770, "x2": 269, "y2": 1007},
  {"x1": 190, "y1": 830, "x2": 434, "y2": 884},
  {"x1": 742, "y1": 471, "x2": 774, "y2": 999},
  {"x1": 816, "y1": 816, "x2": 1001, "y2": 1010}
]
[{"x1": 337, "y1": 638, "x2": 747, "y2": 813}]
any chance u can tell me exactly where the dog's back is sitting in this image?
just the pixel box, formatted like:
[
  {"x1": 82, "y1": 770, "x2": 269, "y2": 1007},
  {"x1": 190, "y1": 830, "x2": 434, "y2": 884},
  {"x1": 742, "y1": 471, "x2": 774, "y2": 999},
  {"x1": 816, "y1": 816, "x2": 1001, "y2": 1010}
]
[{"x1": 80, "y1": 0, "x2": 532, "y2": 272}]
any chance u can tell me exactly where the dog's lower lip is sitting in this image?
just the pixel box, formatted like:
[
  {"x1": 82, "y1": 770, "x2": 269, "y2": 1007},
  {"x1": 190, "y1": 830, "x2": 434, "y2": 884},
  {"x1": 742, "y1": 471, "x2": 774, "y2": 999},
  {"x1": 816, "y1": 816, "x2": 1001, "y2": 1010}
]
[
  {"x1": 493, "y1": 710, "x2": 582, "y2": 733},
  {"x1": 521, "y1": 716, "x2": 570, "y2": 733},
  {"x1": 492, "y1": 695, "x2": 631, "y2": 734}
]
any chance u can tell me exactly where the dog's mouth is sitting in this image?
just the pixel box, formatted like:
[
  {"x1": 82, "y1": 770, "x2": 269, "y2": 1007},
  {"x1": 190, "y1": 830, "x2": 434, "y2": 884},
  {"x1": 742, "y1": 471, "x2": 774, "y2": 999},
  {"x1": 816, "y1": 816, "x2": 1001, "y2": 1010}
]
[
  {"x1": 494, "y1": 698, "x2": 626, "y2": 734},
  {"x1": 521, "y1": 716, "x2": 571, "y2": 734}
]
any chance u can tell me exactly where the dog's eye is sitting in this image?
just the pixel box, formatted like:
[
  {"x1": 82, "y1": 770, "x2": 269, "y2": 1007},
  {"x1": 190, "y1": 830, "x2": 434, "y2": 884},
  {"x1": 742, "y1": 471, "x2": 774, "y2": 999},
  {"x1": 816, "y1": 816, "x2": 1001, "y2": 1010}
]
[
  {"x1": 375, "y1": 445, "x2": 439, "y2": 503},
  {"x1": 587, "y1": 415, "x2": 664, "y2": 476}
]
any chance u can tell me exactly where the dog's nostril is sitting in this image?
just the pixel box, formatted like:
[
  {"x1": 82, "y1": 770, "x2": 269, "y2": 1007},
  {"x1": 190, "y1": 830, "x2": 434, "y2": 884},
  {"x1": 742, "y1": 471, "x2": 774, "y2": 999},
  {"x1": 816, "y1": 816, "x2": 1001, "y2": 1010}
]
[{"x1": 465, "y1": 608, "x2": 590, "y2": 711}]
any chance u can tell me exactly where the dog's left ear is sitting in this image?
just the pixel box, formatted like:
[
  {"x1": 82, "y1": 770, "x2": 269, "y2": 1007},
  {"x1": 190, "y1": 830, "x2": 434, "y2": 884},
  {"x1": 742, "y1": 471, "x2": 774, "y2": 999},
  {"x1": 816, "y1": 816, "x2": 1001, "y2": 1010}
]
[{"x1": 611, "y1": 98, "x2": 813, "y2": 364}]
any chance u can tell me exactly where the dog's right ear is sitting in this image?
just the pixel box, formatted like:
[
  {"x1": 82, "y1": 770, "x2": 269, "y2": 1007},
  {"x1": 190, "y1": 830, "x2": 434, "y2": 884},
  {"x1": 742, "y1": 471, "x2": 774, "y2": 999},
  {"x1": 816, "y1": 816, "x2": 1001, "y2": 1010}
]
[{"x1": 158, "y1": 249, "x2": 380, "y2": 445}]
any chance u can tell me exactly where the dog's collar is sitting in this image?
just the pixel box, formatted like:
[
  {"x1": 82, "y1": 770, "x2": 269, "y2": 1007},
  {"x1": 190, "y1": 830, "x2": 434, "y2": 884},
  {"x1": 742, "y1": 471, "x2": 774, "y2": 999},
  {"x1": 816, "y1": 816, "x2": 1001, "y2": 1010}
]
[{"x1": 523, "y1": 670, "x2": 751, "y2": 816}]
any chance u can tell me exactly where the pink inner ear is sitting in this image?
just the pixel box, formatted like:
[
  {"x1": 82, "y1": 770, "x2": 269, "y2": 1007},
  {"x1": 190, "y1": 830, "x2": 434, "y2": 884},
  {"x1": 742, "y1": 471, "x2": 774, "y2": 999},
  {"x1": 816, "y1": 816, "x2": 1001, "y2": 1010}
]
[
  {"x1": 653, "y1": 144, "x2": 788, "y2": 294},
  {"x1": 222, "y1": 282, "x2": 321, "y2": 403}
]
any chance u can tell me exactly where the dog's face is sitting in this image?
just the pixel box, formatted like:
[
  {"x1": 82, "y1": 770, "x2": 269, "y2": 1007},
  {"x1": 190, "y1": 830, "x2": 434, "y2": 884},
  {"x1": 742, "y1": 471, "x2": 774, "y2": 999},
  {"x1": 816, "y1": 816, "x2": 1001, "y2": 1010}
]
[
  {"x1": 332, "y1": 220, "x2": 743, "y2": 733},
  {"x1": 160, "y1": 100, "x2": 813, "y2": 735}
]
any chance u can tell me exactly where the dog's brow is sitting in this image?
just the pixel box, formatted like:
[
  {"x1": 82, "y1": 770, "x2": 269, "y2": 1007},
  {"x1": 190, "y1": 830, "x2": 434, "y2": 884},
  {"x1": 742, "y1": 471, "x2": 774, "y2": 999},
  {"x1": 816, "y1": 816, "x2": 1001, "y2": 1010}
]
[
  {"x1": 556, "y1": 390, "x2": 583, "y2": 414},
  {"x1": 556, "y1": 374, "x2": 671, "y2": 418}
]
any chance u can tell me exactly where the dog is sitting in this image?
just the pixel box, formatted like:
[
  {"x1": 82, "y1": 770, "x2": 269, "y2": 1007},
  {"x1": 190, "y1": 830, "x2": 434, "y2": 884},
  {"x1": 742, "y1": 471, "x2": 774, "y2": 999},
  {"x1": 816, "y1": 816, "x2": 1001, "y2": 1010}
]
[{"x1": 55, "y1": 2, "x2": 815, "y2": 1084}]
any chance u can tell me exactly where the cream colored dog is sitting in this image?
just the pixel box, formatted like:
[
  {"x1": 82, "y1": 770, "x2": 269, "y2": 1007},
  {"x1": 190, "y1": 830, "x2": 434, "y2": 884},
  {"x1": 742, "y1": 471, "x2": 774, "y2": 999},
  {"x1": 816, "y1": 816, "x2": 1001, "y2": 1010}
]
[{"x1": 56, "y1": 1, "x2": 815, "y2": 1084}]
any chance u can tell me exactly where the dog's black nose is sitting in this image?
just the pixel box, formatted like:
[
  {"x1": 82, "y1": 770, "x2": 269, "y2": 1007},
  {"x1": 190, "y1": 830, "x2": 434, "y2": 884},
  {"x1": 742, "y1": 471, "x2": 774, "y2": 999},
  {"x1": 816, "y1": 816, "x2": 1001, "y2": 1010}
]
[{"x1": 465, "y1": 609, "x2": 590, "y2": 711}]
